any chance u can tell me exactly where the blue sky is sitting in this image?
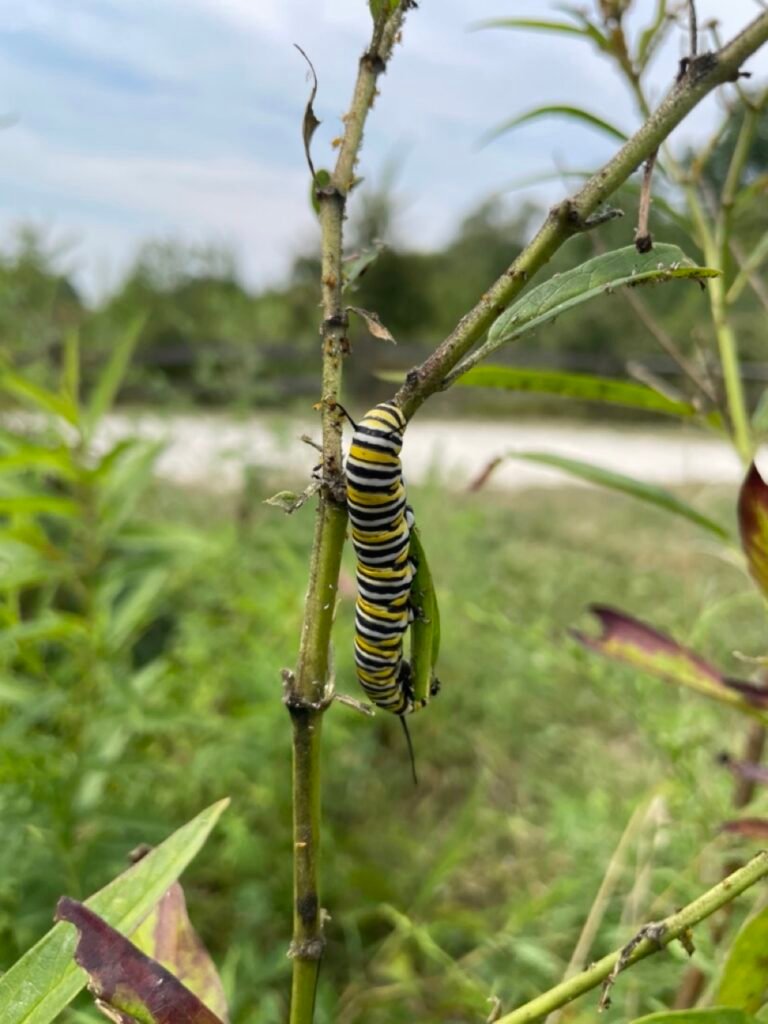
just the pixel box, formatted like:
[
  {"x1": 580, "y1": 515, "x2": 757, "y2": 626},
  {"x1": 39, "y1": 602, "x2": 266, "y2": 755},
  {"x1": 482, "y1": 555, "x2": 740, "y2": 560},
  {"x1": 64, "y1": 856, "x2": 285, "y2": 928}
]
[{"x1": 0, "y1": 1, "x2": 765, "y2": 300}]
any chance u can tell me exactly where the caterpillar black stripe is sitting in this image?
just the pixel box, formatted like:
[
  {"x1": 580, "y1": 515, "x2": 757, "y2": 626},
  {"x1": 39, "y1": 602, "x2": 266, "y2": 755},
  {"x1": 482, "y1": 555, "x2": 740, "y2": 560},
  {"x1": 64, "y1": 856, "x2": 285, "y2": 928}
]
[{"x1": 345, "y1": 402, "x2": 429, "y2": 716}]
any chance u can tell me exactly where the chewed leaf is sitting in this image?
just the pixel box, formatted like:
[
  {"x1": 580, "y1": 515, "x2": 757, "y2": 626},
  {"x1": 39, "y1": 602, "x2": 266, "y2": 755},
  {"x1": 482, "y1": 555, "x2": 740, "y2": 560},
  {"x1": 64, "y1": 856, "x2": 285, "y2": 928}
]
[
  {"x1": 131, "y1": 882, "x2": 229, "y2": 1023},
  {"x1": 572, "y1": 606, "x2": 768, "y2": 717},
  {"x1": 55, "y1": 898, "x2": 224, "y2": 1024},
  {"x1": 264, "y1": 480, "x2": 319, "y2": 514},
  {"x1": 488, "y1": 245, "x2": 719, "y2": 349},
  {"x1": 342, "y1": 243, "x2": 384, "y2": 292},
  {"x1": 738, "y1": 463, "x2": 768, "y2": 599},
  {"x1": 347, "y1": 306, "x2": 396, "y2": 344}
]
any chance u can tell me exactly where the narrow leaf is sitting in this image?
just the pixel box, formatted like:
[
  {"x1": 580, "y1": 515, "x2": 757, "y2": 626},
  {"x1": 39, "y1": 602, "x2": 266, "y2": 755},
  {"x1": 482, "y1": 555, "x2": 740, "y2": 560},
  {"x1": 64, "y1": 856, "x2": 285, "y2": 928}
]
[
  {"x1": 483, "y1": 105, "x2": 629, "y2": 147},
  {"x1": 472, "y1": 17, "x2": 608, "y2": 51},
  {"x1": 295, "y1": 45, "x2": 320, "y2": 180},
  {"x1": 0, "y1": 799, "x2": 229, "y2": 1024},
  {"x1": 310, "y1": 168, "x2": 331, "y2": 215},
  {"x1": 56, "y1": 899, "x2": 224, "y2": 1024},
  {"x1": 0, "y1": 370, "x2": 79, "y2": 427},
  {"x1": 572, "y1": 606, "x2": 767, "y2": 716},
  {"x1": 488, "y1": 245, "x2": 719, "y2": 348},
  {"x1": 347, "y1": 306, "x2": 396, "y2": 344},
  {"x1": 84, "y1": 316, "x2": 144, "y2": 438},
  {"x1": 738, "y1": 463, "x2": 768, "y2": 599},
  {"x1": 508, "y1": 452, "x2": 731, "y2": 540},
  {"x1": 408, "y1": 525, "x2": 440, "y2": 706},
  {"x1": 716, "y1": 905, "x2": 768, "y2": 1012},
  {"x1": 455, "y1": 365, "x2": 702, "y2": 420}
]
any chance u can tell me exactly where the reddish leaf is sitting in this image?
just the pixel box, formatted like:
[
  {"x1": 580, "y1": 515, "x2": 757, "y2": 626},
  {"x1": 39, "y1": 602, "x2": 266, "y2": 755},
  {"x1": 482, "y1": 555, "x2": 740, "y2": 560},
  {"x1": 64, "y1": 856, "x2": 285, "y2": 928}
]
[
  {"x1": 572, "y1": 606, "x2": 768, "y2": 714},
  {"x1": 55, "y1": 897, "x2": 224, "y2": 1024},
  {"x1": 738, "y1": 462, "x2": 768, "y2": 599},
  {"x1": 718, "y1": 754, "x2": 768, "y2": 786},
  {"x1": 131, "y1": 883, "x2": 228, "y2": 1023},
  {"x1": 721, "y1": 819, "x2": 768, "y2": 839}
]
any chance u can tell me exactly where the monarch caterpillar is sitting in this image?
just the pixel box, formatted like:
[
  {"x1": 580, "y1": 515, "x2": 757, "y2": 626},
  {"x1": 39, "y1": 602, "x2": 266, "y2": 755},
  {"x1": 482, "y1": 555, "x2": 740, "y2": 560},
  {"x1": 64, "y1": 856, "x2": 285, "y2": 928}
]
[{"x1": 344, "y1": 402, "x2": 440, "y2": 724}]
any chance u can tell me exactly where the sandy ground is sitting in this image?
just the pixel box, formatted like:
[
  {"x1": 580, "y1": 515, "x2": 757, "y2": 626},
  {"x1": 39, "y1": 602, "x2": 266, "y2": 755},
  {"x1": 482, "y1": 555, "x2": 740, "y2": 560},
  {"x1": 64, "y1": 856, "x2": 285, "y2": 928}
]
[{"x1": 94, "y1": 412, "x2": 749, "y2": 493}]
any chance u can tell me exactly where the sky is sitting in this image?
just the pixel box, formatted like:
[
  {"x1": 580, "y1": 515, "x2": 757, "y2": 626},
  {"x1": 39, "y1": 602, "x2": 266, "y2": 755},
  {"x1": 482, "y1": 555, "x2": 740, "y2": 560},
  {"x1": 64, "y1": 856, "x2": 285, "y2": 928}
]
[{"x1": 0, "y1": 0, "x2": 766, "y2": 301}]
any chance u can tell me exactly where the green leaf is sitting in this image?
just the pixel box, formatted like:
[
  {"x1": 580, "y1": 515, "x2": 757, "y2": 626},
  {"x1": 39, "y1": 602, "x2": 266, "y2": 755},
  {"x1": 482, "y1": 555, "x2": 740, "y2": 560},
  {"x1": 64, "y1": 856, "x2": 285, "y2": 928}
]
[
  {"x1": 630, "y1": 1011, "x2": 759, "y2": 1024},
  {"x1": 738, "y1": 463, "x2": 768, "y2": 599},
  {"x1": 311, "y1": 168, "x2": 331, "y2": 214},
  {"x1": 83, "y1": 315, "x2": 144, "y2": 439},
  {"x1": 0, "y1": 798, "x2": 229, "y2": 1024},
  {"x1": 0, "y1": 370, "x2": 79, "y2": 428},
  {"x1": 408, "y1": 525, "x2": 440, "y2": 707},
  {"x1": 369, "y1": 0, "x2": 399, "y2": 21},
  {"x1": 473, "y1": 17, "x2": 609, "y2": 51},
  {"x1": 0, "y1": 494, "x2": 79, "y2": 517},
  {"x1": 455, "y1": 366, "x2": 704, "y2": 420},
  {"x1": 509, "y1": 452, "x2": 731, "y2": 540},
  {"x1": 61, "y1": 330, "x2": 80, "y2": 407},
  {"x1": 488, "y1": 244, "x2": 719, "y2": 348},
  {"x1": 716, "y1": 905, "x2": 768, "y2": 1012},
  {"x1": 751, "y1": 389, "x2": 768, "y2": 435},
  {"x1": 343, "y1": 242, "x2": 384, "y2": 292},
  {"x1": 636, "y1": 0, "x2": 669, "y2": 69},
  {"x1": 482, "y1": 104, "x2": 629, "y2": 147},
  {"x1": 573, "y1": 606, "x2": 768, "y2": 718}
]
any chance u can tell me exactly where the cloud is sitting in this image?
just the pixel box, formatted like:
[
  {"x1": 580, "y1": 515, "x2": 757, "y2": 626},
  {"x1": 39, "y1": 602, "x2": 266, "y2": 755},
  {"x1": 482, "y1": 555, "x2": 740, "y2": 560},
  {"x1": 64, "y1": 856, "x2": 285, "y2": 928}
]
[{"x1": 0, "y1": 0, "x2": 765, "y2": 300}]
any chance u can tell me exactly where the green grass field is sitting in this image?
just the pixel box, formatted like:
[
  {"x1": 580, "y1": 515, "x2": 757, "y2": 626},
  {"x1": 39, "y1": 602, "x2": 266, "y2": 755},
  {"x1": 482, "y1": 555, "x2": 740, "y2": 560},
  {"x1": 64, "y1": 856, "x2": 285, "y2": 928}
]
[{"x1": 3, "y1": 476, "x2": 766, "y2": 1024}]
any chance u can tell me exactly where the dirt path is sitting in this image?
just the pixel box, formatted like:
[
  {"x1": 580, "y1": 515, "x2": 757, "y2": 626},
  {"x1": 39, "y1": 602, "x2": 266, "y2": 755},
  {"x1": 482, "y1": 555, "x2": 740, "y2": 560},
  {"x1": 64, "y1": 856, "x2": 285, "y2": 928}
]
[{"x1": 97, "y1": 412, "x2": 747, "y2": 492}]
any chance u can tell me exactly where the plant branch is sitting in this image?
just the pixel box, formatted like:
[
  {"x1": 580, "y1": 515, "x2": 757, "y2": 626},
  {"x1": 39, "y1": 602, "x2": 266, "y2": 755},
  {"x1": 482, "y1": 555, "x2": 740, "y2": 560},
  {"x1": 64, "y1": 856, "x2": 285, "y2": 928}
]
[
  {"x1": 495, "y1": 850, "x2": 768, "y2": 1024},
  {"x1": 288, "y1": 7, "x2": 409, "y2": 1024},
  {"x1": 395, "y1": 11, "x2": 768, "y2": 417}
]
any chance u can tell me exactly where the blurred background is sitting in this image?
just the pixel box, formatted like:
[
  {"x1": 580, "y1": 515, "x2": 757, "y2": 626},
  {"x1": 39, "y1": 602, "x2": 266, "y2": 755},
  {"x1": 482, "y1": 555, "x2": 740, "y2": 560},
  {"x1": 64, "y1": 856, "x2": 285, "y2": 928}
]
[{"x1": 1, "y1": 2, "x2": 768, "y2": 1023}]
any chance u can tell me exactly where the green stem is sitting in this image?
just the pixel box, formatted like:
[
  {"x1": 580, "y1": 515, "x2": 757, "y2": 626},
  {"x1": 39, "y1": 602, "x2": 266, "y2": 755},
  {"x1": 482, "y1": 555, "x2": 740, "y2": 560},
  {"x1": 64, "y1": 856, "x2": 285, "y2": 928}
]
[
  {"x1": 287, "y1": 8, "x2": 410, "y2": 1024},
  {"x1": 396, "y1": 12, "x2": 768, "y2": 416},
  {"x1": 496, "y1": 850, "x2": 768, "y2": 1024}
]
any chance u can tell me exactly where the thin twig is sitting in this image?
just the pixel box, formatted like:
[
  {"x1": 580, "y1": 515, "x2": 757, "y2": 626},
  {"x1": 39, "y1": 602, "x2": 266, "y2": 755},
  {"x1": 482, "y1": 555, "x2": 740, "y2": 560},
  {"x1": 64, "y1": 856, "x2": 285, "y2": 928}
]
[
  {"x1": 288, "y1": 6, "x2": 411, "y2": 1024},
  {"x1": 395, "y1": 12, "x2": 768, "y2": 417},
  {"x1": 495, "y1": 851, "x2": 768, "y2": 1024},
  {"x1": 688, "y1": 0, "x2": 699, "y2": 57},
  {"x1": 635, "y1": 150, "x2": 658, "y2": 252}
]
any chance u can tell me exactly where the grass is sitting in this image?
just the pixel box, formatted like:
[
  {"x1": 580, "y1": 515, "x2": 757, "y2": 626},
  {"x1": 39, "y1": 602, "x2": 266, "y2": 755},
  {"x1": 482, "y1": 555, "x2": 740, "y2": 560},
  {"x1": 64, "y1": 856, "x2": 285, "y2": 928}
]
[{"x1": 3, "y1": 475, "x2": 766, "y2": 1024}]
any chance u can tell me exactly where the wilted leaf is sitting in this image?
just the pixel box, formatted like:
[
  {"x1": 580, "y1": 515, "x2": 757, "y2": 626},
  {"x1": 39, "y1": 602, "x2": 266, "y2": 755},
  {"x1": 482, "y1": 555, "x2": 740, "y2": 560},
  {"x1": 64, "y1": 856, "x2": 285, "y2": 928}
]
[
  {"x1": 629, "y1": 1010, "x2": 759, "y2": 1024},
  {"x1": 56, "y1": 898, "x2": 224, "y2": 1024},
  {"x1": 264, "y1": 481, "x2": 319, "y2": 514},
  {"x1": 0, "y1": 799, "x2": 228, "y2": 1024},
  {"x1": 132, "y1": 882, "x2": 228, "y2": 1023},
  {"x1": 715, "y1": 905, "x2": 768, "y2": 1012},
  {"x1": 295, "y1": 45, "x2": 320, "y2": 180},
  {"x1": 342, "y1": 242, "x2": 384, "y2": 291},
  {"x1": 738, "y1": 463, "x2": 768, "y2": 599},
  {"x1": 454, "y1": 366, "x2": 703, "y2": 420},
  {"x1": 488, "y1": 245, "x2": 719, "y2": 349},
  {"x1": 719, "y1": 755, "x2": 768, "y2": 786},
  {"x1": 482, "y1": 104, "x2": 628, "y2": 147},
  {"x1": 347, "y1": 306, "x2": 396, "y2": 343},
  {"x1": 489, "y1": 453, "x2": 731, "y2": 540},
  {"x1": 721, "y1": 819, "x2": 768, "y2": 839},
  {"x1": 572, "y1": 606, "x2": 768, "y2": 716}
]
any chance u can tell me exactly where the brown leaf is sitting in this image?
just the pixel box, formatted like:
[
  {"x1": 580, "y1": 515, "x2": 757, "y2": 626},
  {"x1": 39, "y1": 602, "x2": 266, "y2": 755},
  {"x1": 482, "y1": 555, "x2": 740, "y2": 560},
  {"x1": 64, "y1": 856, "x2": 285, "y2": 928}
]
[
  {"x1": 720, "y1": 818, "x2": 768, "y2": 839},
  {"x1": 294, "y1": 45, "x2": 320, "y2": 180},
  {"x1": 131, "y1": 884, "x2": 229, "y2": 1023},
  {"x1": 347, "y1": 306, "x2": 396, "y2": 344},
  {"x1": 718, "y1": 754, "x2": 768, "y2": 786},
  {"x1": 738, "y1": 462, "x2": 768, "y2": 600},
  {"x1": 572, "y1": 605, "x2": 768, "y2": 710},
  {"x1": 55, "y1": 897, "x2": 224, "y2": 1024}
]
